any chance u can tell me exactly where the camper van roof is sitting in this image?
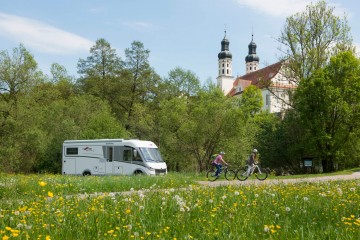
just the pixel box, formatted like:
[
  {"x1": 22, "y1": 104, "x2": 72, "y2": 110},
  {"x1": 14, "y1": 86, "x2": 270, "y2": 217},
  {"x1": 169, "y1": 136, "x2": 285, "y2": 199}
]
[{"x1": 64, "y1": 139, "x2": 125, "y2": 143}]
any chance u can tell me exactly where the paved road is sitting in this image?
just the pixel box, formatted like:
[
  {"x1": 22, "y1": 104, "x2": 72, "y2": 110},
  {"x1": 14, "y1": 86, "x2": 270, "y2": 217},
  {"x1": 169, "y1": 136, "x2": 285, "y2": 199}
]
[{"x1": 197, "y1": 171, "x2": 360, "y2": 187}]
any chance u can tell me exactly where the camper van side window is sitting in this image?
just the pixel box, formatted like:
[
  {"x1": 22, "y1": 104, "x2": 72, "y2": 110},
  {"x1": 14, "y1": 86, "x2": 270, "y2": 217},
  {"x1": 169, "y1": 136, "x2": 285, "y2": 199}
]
[
  {"x1": 66, "y1": 148, "x2": 78, "y2": 155},
  {"x1": 108, "y1": 147, "x2": 113, "y2": 162},
  {"x1": 123, "y1": 149, "x2": 132, "y2": 162}
]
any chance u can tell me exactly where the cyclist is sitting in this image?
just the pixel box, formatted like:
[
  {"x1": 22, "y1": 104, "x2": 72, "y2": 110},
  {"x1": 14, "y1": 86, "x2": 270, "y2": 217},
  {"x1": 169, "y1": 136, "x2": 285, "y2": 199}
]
[
  {"x1": 246, "y1": 149, "x2": 258, "y2": 176},
  {"x1": 212, "y1": 151, "x2": 228, "y2": 178}
]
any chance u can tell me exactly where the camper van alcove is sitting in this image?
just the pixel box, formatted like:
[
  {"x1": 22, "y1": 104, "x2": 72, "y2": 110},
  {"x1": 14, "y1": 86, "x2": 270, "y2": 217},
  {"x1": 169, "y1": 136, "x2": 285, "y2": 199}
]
[{"x1": 62, "y1": 139, "x2": 167, "y2": 176}]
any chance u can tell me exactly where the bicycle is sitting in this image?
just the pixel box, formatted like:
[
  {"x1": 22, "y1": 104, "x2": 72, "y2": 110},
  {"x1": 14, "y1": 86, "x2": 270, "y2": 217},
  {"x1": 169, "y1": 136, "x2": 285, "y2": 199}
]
[
  {"x1": 206, "y1": 164, "x2": 236, "y2": 181},
  {"x1": 236, "y1": 162, "x2": 268, "y2": 181}
]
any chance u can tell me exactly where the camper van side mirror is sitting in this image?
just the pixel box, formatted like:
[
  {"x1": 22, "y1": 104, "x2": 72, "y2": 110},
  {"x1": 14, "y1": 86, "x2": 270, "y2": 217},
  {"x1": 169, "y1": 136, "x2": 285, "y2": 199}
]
[{"x1": 133, "y1": 149, "x2": 138, "y2": 158}]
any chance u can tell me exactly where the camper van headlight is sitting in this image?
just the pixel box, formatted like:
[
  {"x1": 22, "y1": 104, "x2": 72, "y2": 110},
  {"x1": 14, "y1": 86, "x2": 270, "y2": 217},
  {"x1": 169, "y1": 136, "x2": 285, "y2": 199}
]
[{"x1": 147, "y1": 166, "x2": 155, "y2": 171}]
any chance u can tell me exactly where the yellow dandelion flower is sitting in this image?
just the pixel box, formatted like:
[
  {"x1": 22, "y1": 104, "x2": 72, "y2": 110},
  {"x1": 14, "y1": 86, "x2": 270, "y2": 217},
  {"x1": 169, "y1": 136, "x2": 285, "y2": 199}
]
[
  {"x1": 2, "y1": 235, "x2": 10, "y2": 240},
  {"x1": 47, "y1": 192, "x2": 54, "y2": 198},
  {"x1": 39, "y1": 181, "x2": 47, "y2": 187},
  {"x1": 46, "y1": 235, "x2": 51, "y2": 240},
  {"x1": 125, "y1": 209, "x2": 131, "y2": 214}
]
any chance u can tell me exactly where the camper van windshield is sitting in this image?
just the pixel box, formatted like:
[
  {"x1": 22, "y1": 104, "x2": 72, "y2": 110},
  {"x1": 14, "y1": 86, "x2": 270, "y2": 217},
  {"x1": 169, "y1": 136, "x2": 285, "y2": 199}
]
[{"x1": 139, "y1": 148, "x2": 164, "y2": 162}]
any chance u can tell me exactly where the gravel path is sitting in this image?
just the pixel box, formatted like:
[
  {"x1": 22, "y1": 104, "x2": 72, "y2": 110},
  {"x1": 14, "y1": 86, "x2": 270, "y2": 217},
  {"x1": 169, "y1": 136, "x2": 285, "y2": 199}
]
[{"x1": 197, "y1": 171, "x2": 360, "y2": 187}]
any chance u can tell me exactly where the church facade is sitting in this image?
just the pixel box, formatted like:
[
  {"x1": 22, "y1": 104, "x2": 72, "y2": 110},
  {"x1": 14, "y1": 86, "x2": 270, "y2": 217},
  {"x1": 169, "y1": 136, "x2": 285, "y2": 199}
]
[{"x1": 217, "y1": 31, "x2": 296, "y2": 113}]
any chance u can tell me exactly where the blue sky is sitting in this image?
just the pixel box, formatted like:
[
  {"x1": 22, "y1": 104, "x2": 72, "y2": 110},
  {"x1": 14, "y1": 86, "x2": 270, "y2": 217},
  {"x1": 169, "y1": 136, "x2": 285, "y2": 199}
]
[{"x1": 0, "y1": 0, "x2": 359, "y2": 83}]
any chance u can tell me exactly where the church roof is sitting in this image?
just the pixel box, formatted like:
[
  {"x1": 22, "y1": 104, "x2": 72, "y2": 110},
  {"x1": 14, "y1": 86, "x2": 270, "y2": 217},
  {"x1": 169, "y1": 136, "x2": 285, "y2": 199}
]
[{"x1": 228, "y1": 61, "x2": 283, "y2": 96}]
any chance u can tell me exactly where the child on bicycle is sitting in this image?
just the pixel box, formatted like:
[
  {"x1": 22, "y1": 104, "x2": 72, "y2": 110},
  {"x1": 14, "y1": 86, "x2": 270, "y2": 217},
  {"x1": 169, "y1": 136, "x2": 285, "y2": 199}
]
[
  {"x1": 212, "y1": 151, "x2": 228, "y2": 178},
  {"x1": 246, "y1": 149, "x2": 258, "y2": 176}
]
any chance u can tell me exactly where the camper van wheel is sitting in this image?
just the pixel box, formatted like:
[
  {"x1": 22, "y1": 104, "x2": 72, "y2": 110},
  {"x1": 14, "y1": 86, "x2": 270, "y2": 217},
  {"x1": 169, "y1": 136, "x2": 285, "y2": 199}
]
[
  {"x1": 134, "y1": 170, "x2": 144, "y2": 175},
  {"x1": 83, "y1": 171, "x2": 91, "y2": 176}
]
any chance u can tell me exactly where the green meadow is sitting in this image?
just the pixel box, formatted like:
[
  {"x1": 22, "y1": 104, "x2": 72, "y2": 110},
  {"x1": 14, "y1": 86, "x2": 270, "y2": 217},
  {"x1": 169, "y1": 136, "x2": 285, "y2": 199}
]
[{"x1": 0, "y1": 173, "x2": 359, "y2": 239}]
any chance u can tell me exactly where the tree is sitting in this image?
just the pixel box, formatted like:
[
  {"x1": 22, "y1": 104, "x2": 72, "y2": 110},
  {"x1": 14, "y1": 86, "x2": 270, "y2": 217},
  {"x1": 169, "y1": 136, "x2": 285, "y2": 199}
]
[
  {"x1": 0, "y1": 44, "x2": 39, "y2": 122},
  {"x1": 294, "y1": 51, "x2": 360, "y2": 172},
  {"x1": 0, "y1": 44, "x2": 43, "y2": 173},
  {"x1": 238, "y1": 85, "x2": 263, "y2": 118},
  {"x1": 122, "y1": 41, "x2": 157, "y2": 118},
  {"x1": 274, "y1": 0, "x2": 353, "y2": 107},
  {"x1": 157, "y1": 85, "x2": 260, "y2": 172},
  {"x1": 279, "y1": 0, "x2": 353, "y2": 81},
  {"x1": 77, "y1": 38, "x2": 123, "y2": 98},
  {"x1": 163, "y1": 67, "x2": 201, "y2": 98}
]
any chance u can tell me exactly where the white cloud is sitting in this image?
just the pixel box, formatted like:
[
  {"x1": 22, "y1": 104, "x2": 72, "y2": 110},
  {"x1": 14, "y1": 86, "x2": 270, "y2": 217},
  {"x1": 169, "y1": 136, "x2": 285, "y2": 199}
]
[
  {"x1": 235, "y1": 0, "x2": 312, "y2": 17},
  {"x1": 0, "y1": 12, "x2": 93, "y2": 55}
]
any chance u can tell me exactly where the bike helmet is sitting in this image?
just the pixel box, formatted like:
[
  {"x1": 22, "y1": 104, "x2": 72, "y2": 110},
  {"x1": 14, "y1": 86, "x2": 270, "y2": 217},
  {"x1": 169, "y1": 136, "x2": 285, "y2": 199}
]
[
  {"x1": 220, "y1": 151, "x2": 225, "y2": 155},
  {"x1": 253, "y1": 149, "x2": 258, "y2": 153}
]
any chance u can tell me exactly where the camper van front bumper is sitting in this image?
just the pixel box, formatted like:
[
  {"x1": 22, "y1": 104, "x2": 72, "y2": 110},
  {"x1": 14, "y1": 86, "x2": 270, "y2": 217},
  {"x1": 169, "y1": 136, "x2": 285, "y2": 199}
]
[{"x1": 155, "y1": 169, "x2": 167, "y2": 175}]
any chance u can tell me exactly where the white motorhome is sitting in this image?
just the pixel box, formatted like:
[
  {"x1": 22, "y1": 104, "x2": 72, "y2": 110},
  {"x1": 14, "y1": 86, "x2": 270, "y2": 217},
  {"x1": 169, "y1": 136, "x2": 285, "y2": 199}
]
[{"x1": 62, "y1": 139, "x2": 167, "y2": 176}]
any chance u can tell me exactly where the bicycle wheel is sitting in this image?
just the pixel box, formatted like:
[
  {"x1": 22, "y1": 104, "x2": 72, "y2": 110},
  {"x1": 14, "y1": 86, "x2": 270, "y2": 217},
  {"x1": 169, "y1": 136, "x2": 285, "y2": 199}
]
[
  {"x1": 225, "y1": 169, "x2": 236, "y2": 181},
  {"x1": 206, "y1": 169, "x2": 218, "y2": 181},
  {"x1": 254, "y1": 167, "x2": 268, "y2": 180},
  {"x1": 236, "y1": 167, "x2": 249, "y2": 181}
]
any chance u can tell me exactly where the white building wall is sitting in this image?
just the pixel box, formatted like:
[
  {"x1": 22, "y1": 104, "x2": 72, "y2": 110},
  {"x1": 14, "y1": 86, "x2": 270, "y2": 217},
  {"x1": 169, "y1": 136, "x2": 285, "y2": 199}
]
[
  {"x1": 260, "y1": 69, "x2": 295, "y2": 113},
  {"x1": 217, "y1": 75, "x2": 234, "y2": 94}
]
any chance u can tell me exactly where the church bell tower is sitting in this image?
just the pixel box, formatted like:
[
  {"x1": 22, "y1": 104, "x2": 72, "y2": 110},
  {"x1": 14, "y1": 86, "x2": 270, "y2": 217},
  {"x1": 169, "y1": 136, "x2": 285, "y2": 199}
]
[{"x1": 217, "y1": 30, "x2": 233, "y2": 94}]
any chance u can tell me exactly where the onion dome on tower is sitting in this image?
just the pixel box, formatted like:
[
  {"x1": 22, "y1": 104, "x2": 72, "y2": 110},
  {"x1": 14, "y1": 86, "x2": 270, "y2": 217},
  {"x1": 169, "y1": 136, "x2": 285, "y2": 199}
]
[
  {"x1": 245, "y1": 34, "x2": 259, "y2": 74},
  {"x1": 218, "y1": 31, "x2": 232, "y2": 60}
]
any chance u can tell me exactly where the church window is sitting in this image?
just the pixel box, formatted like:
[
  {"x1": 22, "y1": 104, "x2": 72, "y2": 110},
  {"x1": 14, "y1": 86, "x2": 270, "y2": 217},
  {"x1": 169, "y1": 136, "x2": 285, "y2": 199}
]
[
  {"x1": 227, "y1": 69, "x2": 229, "y2": 74},
  {"x1": 266, "y1": 94, "x2": 270, "y2": 105},
  {"x1": 222, "y1": 69, "x2": 224, "y2": 74},
  {"x1": 222, "y1": 63, "x2": 224, "y2": 67},
  {"x1": 250, "y1": 67, "x2": 252, "y2": 70}
]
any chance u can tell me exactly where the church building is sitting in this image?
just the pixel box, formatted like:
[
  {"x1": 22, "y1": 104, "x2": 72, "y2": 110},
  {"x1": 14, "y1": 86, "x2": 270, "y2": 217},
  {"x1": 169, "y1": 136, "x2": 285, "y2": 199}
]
[{"x1": 217, "y1": 31, "x2": 296, "y2": 113}]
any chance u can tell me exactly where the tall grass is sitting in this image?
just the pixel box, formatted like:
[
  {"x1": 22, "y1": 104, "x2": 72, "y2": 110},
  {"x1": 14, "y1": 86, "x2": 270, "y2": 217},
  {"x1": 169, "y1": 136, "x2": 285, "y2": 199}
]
[{"x1": 0, "y1": 173, "x2": 359, "y2": 239}]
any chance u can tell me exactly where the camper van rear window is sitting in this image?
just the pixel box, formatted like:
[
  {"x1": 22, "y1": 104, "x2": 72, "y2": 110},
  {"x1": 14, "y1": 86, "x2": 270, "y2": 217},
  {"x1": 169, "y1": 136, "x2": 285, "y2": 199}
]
[{"x1": 66, "y1": 148, "x2": 78, "y2": 155}]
